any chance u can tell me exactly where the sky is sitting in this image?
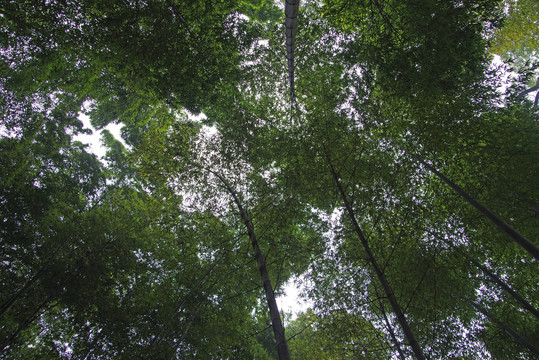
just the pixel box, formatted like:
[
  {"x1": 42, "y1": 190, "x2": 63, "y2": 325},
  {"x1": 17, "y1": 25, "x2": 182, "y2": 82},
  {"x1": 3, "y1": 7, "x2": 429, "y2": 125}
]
[{"x1": 75, "y1": 114, "x2": 125, "y2": 158}]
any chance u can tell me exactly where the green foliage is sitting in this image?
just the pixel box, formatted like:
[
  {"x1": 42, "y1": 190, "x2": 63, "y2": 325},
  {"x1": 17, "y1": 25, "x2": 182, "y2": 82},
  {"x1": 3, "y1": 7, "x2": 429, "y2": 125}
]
[
  {"x1": 1, "y1": 0, "x2": 538, "y2": 359},
  {"x1": 238, "y1": 0, "x2": 282, "y2": 23},
  {"x1": 288, "y1": 310, "x2": 393, "y2": 359},
  {"x1": 322, "y1": 0, "x2": 504, "y2": 100},
  {"x1": 489, "y1": 0, "x2": 539, "y2": 62}
]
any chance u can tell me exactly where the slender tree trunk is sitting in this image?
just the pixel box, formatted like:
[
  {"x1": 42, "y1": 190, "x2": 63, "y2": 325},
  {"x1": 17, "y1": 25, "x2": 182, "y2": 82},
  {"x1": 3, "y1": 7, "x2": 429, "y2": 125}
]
[
  {"x1": 414, "y1": 156, "x2": 538, "y2": 260},
  {"x1": 0, "y1": 269, "x2": 77, "y2": 353},
  {"x1": 474, "y1": 260, "x2": 539, "y2": 319},
  {"x1": 149, "y1": 255, "x2": 222, "y2": 350},
  {"x1": 441, "y1": 238, "x2": 539, "y2": 319},
  {"x1": 168, "y1": 304, "x2": 203, "y2": 360},
  {"x1": 469, "y1": 300, "x2": 539, "y2": 356},
  {"x1": 0, "y1": 295, "x2": 56, "y2": 353},
  {"x1": 0, "y1": 233, "x2": 73, "y2": 317},
  {"x1": 373, "y1": 285, "x2": 406, "y2": 360},
  {"x1": 0, "y1": 267, "x2": 45, "y2": 317},
  {"x1": 285, "y1": 0, "x2": 300, "y2": 105},
  {"x1": 212, "y1": 172, "x2": 291, "y2": 360},
  {"x1": 327, "y1": 163, "x2": 426, "y2": 360}
]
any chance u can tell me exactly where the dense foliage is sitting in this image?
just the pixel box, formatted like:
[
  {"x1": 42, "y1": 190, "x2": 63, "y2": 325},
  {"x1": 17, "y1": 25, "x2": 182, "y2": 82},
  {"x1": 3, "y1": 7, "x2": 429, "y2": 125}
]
[{"x1": 1, "y1": 0, "x2": 537, "y2": 359}]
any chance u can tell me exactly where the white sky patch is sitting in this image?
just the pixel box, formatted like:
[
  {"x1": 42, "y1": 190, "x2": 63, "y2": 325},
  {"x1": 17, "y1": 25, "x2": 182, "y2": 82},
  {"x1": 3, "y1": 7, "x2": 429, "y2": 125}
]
[
  {"x1": 182, "y1": 109, "x2": 207, "y2": 123},
  {"x1": 490, "y1": 54, "x2": 513, "y2": 94},
  {"x1": 278, "y1": 276, "x2": 312, "y2": 322},
  {"x1": 278, "y1": 208, "x2": 343, "y2": 321},
  {"x1": 490, "y1": 54, "x2": 539, "y2": 104},
  {"x1": 75, "y1": 113, "x2": 127, "y2": 158}
]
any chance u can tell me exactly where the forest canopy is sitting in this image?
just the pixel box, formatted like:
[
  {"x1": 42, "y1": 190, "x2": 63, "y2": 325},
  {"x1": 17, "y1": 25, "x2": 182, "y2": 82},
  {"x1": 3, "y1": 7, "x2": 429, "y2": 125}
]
[{"x1": 0, "y1": 0, "x2": 538, "y2": 359}]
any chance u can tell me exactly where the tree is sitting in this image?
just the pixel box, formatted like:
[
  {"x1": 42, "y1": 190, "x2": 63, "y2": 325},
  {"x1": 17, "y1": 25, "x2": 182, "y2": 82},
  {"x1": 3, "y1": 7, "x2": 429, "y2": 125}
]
[
  {"x1": 286, "y1": 0, "x2": 300, "y2": 104},
  {"x1": 489, "y1": 0, "x2": 539, "y2": 62},
  {"x1": 1, "y1": 0, "x2": 538, "y2": 358},
  {"x1": 288, "y1": 309, "x2": 394, "y2": 359}
]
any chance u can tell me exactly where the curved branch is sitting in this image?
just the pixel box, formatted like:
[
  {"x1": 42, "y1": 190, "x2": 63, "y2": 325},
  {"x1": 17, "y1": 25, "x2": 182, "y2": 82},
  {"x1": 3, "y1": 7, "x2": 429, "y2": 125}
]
[{"x1": 517, "y1": 77, "x2": 539, "y2": 107}]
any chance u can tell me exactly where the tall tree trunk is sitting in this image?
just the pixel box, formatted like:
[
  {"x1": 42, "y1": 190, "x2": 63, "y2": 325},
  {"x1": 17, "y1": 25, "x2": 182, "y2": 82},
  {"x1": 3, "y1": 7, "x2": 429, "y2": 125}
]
[
  {"x1": 0, "y1": 295, "x2": 56, "y2": 353},
  {"x1": 0, "y1": 268, "x2": 77, "y2": 353},
  {"x1": 285, "y1": 0, "x2": 300, "y2": 105},
  {"x1": 441, "y1": 238, "x2": 539, "y2": 319},
  {"x1": 469, "y1": 300, "x2": 539, "y2": 356},
  {"x1": 168, "y1": 303, "x2": 203, "y2": 360},
  {"x1": 0, "y1": 267, "x2": 45, "y2": 317},
  {"x1": 373, "y1": 285, "x2": 406, "y2": 360},
  {"x1": 327, "y1": 163, "x2": 426, "y2": 360},
  {"x1": 0, "y1": 235, "x2": 73, "y2": 317},
  {"x1": 212, "y1": 172, "x2": 291, "y2": 360},
  {"x1": 415, "y1": 156, "x2": 538, "y2": 260}
]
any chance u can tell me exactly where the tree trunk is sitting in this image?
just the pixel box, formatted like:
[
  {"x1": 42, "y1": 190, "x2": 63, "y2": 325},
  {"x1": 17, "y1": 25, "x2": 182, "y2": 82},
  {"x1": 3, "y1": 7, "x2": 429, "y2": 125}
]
[
  {"x1": 416, "y1": 156, "x2": 538, "y2": 260},
  {"x1": 374, "y1": 285, "x2": 406, "y2": 360},
  {"x1": 0, "y1": 267, "x2": 45, "y2": 317},
  {"x1": 441, "y1": 238, "x2": 539, "y2": 319},
  {"x1": 328, "y1": 163, "x2": 426, "y2": 360},
  {"x1": 470, "y1": 300, "x2": 539, "y2": 357},
  {"x1": 285, "y1": 0, "x2": 300, "y2": 105},
  {"x1": 212, "y1": 172, "x2": 291, "y2": 360},
  {"x1": 0, "y1": 269, "x2": 77, "y2": 353},
  {"x1": 0, "y1": 236, "x2": 73, "y2": 317},
  {"x1": 0, "y1": 297, "x2": 54, "y2": 353}
]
